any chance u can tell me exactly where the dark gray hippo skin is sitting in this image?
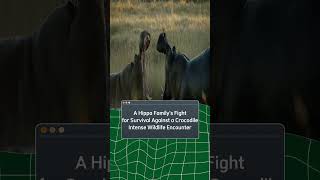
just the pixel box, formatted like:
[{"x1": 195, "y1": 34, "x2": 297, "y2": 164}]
[
  {"x1": 0, "y1": 0, "x2": 107, "y2": 151},
  {"x1": 213, "y1": 0, "x2": 320, "y2": 138},
  {"x1": 157, "y1": 32, "x2": 210, "y2": 104}
]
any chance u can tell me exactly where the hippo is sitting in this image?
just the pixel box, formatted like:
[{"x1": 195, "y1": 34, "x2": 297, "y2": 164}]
[
  {"x1": 110, "y1": 30, "x2": 151, "y2": 108},
  {"x1": 156, "y1": 32, "x2": 210, "y2": 104}
]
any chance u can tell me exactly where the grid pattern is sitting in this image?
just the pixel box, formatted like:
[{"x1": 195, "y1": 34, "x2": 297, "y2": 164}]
[
  {"x1": 0, "y1": 152, "x2": 35, "y2": 180},
  {"x1": 110, "y1": 104, "x2": 211, "y2": 180},
  {"x1": 285, "y1": 133, "x2": 320, "y2": 180},
  {"x1": 1, "y1": 107, "x2": 320, "y2": 179}
]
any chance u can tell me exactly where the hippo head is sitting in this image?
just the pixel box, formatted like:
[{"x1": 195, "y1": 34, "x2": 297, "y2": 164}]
[
  {"x1": 156, "y1": 33, "x2": 187, "y2": 100},
  {"x1": 140, "y1": 30, "x2": 151, "y2": 53},
  {"x1": 157, "y1": 32, "x2": 170, "y2": 54}
]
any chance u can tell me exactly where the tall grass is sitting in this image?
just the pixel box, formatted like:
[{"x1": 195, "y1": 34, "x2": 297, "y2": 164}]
[{"x1": 111, "y1": 0, "x2": 210, "y2": 99}]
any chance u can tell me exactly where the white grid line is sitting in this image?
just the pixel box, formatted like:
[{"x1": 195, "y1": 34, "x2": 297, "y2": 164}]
[{"x1": 110, "y1": 104, "x2": 211, "y2": 180}]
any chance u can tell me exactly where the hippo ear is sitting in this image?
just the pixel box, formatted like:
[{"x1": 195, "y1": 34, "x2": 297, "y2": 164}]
[{"x1": 161, "y1": 32, "x2": 166, "y2": 39}]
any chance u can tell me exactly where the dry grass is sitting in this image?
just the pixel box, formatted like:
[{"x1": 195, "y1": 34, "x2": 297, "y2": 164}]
[{"x1": 110, "y1": 0, "x2": 210, "y2": 99}]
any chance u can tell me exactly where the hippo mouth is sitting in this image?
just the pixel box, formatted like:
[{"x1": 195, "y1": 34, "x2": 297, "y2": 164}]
[{"x1": 156, "y1": 32, "x2": 169, "y2": 54}]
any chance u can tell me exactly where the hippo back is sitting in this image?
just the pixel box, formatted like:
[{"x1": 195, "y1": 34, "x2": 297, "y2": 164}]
[{"x1": 179, "y1": 48, "x2": 211, "y2": 102}]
